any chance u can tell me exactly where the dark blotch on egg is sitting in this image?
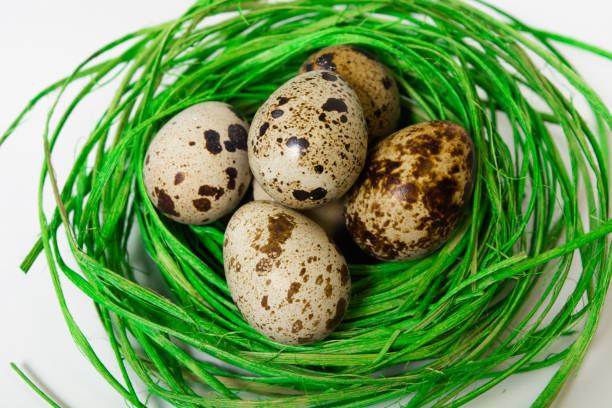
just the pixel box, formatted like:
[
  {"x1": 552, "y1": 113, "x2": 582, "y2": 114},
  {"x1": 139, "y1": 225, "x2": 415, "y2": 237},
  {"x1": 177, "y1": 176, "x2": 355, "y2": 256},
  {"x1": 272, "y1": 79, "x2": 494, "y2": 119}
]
[
  {"x1": 277, "y1": 96, "x2": 291, "y2": 105},
  {"x1": 204, "y1": 129, "x2": 222, "y2": 154},
  {"x1": 225, "y1": 124, "x2": 248, "y2": 152},
  {"x1": 226, "y1": 167, "x2": 238, "y2": 190},
  {"x1": 322, "y1": 98, "x2": 348, "y2": 113},
  {"x1": 259, "y1": 122, "x2": 270, "y2": 137},
  {"x1": 293, "y1": 187, "x2": 327, "y2": 201},
  {"x1": 322, "y1": 72, "x2": 337, "y2": 81},
  {"x1": 315, "y1": 53, "x2": 336, "y2": 71},
  {"x1": 155, "y1": 188, "x2": 180, "y2": 216},
  {"x1": 174, "y1": 172, "x2": 185, "y2": 185},
  {"x1": 286, "y1": 137, "x2": 310, "y2": 155},
  {"x1": 192, "y1": 198, "x2": 211, "y2": 212},
  {"x1": 198, "y1": 185, "x2": 224, "y2": 200}
]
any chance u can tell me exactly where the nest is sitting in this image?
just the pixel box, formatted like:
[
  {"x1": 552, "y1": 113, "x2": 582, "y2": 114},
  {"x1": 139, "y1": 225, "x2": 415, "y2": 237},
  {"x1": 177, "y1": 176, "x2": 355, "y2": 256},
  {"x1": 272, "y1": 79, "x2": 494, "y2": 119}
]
[{"x1": 4, "y1": 0, "x2": 612, "y2": 407}]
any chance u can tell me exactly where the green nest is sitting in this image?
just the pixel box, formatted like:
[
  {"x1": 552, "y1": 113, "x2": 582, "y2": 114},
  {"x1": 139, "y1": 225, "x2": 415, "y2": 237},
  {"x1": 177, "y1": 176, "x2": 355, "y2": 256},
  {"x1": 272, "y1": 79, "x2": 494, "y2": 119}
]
[{"x1": 4, "y1": 0, "x2": 612, "y2": 407}]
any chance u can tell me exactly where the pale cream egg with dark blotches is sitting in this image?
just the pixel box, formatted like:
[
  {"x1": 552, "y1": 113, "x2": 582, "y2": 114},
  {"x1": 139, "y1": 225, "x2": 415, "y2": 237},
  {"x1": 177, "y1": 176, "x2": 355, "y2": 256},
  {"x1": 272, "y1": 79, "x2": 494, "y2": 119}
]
[
  {"x1": 248, "y1": 70, "x2": 367, "y2": 210},
  {"x1": 251, "y1": 178, "x2": 345, "y2": 237},
  {"x1": 143, "y1": 101, "x2": 251, "y2": 225},
  {"x1": 223, "y1": 201, "x2": 351, "y2": 345},
  {"x1": 299, "y1": 45, "x2": 401, "y2": 141},
  {"x1": 345, "y1": 121, "x2": 475, "y2": 261}
]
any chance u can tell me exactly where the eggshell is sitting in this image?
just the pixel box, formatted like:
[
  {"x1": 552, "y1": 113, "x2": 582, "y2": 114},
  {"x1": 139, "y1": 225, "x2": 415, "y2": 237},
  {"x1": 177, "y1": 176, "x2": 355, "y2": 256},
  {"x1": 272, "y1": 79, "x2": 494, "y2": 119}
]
[
  {"x1": 299, "y1": 45, "x2": 401, "y2": 141},
  {"x1": 304, "y1": 199, "x2": 345, "y2": 238},
  {"x1": 252, "y1": 177, "x2": 275, "y2": 201},
  {"x1": 224, "y1": 201, "x2": 351, "y2": 345},
  {"x1": 345, "y1": 121, "x2": 474, "y2": 261},
  {"x1": 251, "y1": 179, "x2": 345, "y2": 238},
  {"x1": 248, "y1": 70, "x2": 367, "y2": 210},
  {"x1": 143, "y1": 101, "x2": 251, "y2": 225}
]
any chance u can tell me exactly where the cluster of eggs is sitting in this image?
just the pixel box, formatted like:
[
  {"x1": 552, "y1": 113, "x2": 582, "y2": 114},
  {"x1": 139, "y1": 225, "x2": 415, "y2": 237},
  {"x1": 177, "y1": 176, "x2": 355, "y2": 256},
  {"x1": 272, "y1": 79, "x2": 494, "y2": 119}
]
[{"x1": 143, "y1": 45, "x2": 475, "y2": 345}]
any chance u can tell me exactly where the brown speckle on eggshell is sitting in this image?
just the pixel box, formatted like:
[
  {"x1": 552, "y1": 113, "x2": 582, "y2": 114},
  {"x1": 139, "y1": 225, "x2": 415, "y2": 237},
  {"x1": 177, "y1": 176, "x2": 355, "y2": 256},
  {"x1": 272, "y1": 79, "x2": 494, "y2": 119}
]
[
  {"x1": 248, "y1": 70, "x2": 367, "y2": 210},
  {"x1": 300, "y1": 45, "x2": 401, "y2": 141},
  {"x1": 143, "y1": 101, "x2": 251, "y2": 225},
  {"x1": 345, "y1": 120, "x2": 474, "y2": 261},
  {"x1": 251, "y1": 178, "x2": 345, "y2": 238},
  {"x1": 224, "y1": 201, "x2": 351, "y2": 345}
]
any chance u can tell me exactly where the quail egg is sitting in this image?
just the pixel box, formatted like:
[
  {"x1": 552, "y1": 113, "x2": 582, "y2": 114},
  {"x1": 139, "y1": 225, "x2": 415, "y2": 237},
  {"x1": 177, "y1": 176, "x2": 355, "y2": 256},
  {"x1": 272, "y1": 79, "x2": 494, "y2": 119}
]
[
  {"x1": 224, "y1": 201, "x2": 351, "y2": 345},
  {"x1": 248, "y1": 70, "x2": 367, "y2": 210},
  {"x1": 143, "y1": 101, "x2": 250, "y2": 225},
  {"x1": 345, "y1": 120, "x2": 474, "y2": 261}
]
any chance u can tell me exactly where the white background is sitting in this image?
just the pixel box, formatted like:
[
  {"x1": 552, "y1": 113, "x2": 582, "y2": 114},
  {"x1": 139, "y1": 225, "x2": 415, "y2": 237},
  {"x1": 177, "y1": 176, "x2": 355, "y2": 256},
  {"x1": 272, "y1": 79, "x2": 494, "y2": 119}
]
[{"x1": 1, "y1": 1, "x2": 611, "y2": 407}]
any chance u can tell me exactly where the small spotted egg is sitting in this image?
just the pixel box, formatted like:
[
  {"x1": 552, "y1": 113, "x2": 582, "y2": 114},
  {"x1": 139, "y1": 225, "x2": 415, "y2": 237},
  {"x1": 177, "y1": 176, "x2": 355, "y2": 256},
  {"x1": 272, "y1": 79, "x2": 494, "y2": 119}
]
[
  {"x1": 299, "y1": 45, "x2": 401, "y2": 141},
  {"x1": 248, "y1": 70, "x2": 368, "y2": 210},
  {"x1": 224, "y1": 201, "x2": 351, "y2": 345},
  {"x1": 251, "y1": 178, "x2": 345, "y2": 238},
  {"x1": 345, "y1": 121, "x2": 475, "y2": 261},
  {"x1": 143, "y1": 101, "x2": 251, "y2": 225}
]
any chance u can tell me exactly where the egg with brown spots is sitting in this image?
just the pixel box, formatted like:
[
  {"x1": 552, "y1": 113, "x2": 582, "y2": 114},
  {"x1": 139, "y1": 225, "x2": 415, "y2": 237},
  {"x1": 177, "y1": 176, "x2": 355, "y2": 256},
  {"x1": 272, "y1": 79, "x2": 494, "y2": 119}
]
[
  {"x1": 300, "y1": 45, "x2": 401, "y2": 141},
  {"x1": 248, "y1": 70, "x2": 367, "y2": 210},
  {"x1": 252, "y1": 178, "x2": 345, "y2": 238},
  {"x1": 345, "y1": 120, "x2": 475, "y2": 261},
  {"x1": 224, "y1": 201, "x2": 351, "y2": 345},
  {"x1": 143, "y1": 101, "x2": 251, "y2": 225}
]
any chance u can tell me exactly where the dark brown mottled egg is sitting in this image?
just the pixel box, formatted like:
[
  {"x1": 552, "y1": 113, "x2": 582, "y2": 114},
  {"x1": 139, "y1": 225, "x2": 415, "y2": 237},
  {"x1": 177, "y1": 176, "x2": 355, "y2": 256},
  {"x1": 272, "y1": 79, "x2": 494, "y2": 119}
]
[
  {"x1": 345, "y1": 121, "x2": 474, "y2": 261},
  {"x1": 248, "y1": 70, "x2": 367, "y2": 210},
  {"x1": 143, "y1": 102, "x2": 251, "y2": 225},
  {"x1": 299, "y1": 45, "x2": 401, "y2": 141},
  {"x1": 224, "y1": 201, "x2": 351, "y2": 345}
]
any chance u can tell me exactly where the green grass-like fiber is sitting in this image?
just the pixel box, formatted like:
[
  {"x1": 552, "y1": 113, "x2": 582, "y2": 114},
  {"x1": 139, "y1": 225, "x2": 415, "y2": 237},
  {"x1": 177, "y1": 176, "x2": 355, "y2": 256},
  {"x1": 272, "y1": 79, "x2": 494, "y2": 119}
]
[{"x1": 3, "y1": 0, "x2": 612, "y2": 407}]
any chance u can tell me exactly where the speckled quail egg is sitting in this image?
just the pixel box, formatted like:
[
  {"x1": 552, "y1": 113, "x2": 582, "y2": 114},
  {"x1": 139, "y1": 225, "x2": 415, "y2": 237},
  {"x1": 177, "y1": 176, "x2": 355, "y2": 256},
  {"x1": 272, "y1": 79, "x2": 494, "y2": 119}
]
[
  {"x1": 251, "y1": 178, "x2": 345, "y2": 238},
  {"x1": 248, "y1": 70, "x2": 368, "y2": 210},
  {"x1": 224, "y1": 201, "x2": 351, "y2": 345},
  {"x1": 143, "y1": 101, "x2": 251, "y2": 225},
  {"x1": 299, "y1": 45, "x2": 401, "y2": 141},
  {"x1": 345, "y1": 120, "x2": 474, "y2": 261}
]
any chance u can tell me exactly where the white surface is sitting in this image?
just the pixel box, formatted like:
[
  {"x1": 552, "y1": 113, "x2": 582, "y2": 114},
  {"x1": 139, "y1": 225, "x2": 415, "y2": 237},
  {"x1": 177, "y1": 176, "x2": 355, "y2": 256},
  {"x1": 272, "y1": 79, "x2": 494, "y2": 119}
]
[{"x1": 1, "y1": 1, "x2": 611, "y2": 407}]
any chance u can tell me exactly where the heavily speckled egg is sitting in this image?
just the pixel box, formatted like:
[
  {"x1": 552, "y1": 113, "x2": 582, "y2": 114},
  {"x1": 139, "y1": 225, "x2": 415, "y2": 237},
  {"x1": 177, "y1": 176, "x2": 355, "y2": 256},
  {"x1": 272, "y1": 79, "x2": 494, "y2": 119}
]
[
  {"x1": 143, "y1": 101, "x2": 251, "y2": 225},
  {"x1": 248, "y1": 70, "x2": 367, "y2": 210},
  {"x1": 345, "y1": 120, "x2": 474, "y2": 261},
  {"x1": 251, "y1": 178, "x2": 345, "y2": 238},
  {"x1": 224, "y1": 201, "x2": 351, "y2": 345},
  {"x1": 299, "y1": 45, "x2": 401, "y2": 141}
]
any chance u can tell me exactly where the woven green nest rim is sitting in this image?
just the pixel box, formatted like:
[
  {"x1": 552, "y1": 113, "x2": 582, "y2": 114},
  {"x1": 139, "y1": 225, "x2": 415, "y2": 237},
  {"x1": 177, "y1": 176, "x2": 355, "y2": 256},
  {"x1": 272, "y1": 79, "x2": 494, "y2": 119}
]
[{"x1": 4, "y1": 0, "x2": 612, "y2": 407}]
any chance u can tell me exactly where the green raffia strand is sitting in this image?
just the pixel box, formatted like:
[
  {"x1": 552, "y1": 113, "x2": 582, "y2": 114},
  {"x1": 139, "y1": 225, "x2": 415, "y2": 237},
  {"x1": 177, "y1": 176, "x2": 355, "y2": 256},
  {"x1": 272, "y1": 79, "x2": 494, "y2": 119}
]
[
  {"x1": 3, "y1": 0, "x2": 612, "y2": 406},
  {"x1": 10, "y1": 364, "x2": 62, "y2": 408}
]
